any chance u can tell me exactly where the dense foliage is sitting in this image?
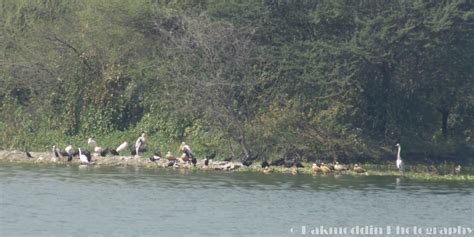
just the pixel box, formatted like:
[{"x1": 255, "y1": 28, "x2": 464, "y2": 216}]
[{"x1": 1, "y1": 0, "x2": 473, "y2": 163}]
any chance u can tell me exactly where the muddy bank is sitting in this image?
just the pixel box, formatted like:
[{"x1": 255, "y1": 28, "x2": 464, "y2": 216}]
[{"x1": 1, "y1": 150, "x2": 473, "y2": 180}]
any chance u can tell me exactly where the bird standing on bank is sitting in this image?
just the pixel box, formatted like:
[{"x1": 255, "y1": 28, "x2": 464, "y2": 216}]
[
  {"x1": 395, "y1": 143, "x2": 404, "y2": 172},
  {"x1": 78, "y1": 148, "x2": 89, "y2": 164},
  {"x1": 135, "y1": 133, "x2": 147, "y2": 157}
]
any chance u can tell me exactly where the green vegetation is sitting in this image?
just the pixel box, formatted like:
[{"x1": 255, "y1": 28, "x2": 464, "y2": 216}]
[{"x1": 1, "y1": 0, "x2": 473, "y2": 164}]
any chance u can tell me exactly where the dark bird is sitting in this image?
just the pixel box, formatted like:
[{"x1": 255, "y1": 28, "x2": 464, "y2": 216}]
[
  {"x1": 110, "y1": 149, "x2": 119, "y2": 156},
  {"x1": 167, "y1": 160, "x2": 175, "y2": 167},
  {"x1": 261, "y1": 160, "x2": 269, "y2": 168},
  {"x1": 100, "y1": 148, "x2": 109, "y2": 157},
  {"x1": 270, "y1": 158, "x2": 285, "y2": 166},
  {"x1": 242, "y1": 159, "x2": 252, "y2": 167},
  {"x1": 204, "y1": 158, "x2": 210, "y2": 166},
  {"x1": 242, "y1": 153, "x2": 259, "y2": 167},
  {"x1": 191, "y1": 157, "x2": 197, "y2": 167},
  {"x1": 284, "y1": 160, "x2": 293, "y2": 168},
  {"x1": 295, "y1": 161, "x2": 305, "y2": 168},
  {"x1": 81, "y1": 150, "x2": 92, "y2": 162},
  {"x1": 53, "y1": 146, "x2": 60, "y2": 159},
  {"x1": 26, "y1": 151, "x2": 33, "y2": 158},
  {"x1": 149, "y1": 150, "x2": 161, "y2": 162}
]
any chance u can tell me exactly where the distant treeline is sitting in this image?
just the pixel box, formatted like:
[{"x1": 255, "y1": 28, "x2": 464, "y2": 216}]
[{"x1": 1, "y1": 0, "x2": 473, "y2": 163}]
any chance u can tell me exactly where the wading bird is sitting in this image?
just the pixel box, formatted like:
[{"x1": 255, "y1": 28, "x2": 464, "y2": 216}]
[
  {"x1": 395, "y1": 143, "x2": 404, "y2": 172},
  {"x1": 454, "y1": 165, "x2": 461, "y2": 175},
  {"x1": 78, "y1": 148, "x2": 90, "y2": 164},
  {"x1": 134, "y1": 133, "x2": 147, "y2": 156}
]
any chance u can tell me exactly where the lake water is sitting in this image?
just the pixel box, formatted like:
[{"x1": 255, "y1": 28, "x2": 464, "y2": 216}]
[{"x1": 1, "y1": 163, "x2": 473, "y2": 236}]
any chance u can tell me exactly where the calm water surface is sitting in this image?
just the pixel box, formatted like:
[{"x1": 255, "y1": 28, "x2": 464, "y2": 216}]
[{"x1": 1, "y1": 162, "x2": 473, "y2": 236}]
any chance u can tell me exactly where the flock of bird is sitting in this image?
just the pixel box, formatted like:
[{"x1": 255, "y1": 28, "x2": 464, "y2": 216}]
[{"x1": 25, "y1": 139, "x2": 461, "y2": 175}]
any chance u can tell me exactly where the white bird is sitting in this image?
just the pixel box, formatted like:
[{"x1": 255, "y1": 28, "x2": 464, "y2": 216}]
[
  {"x1": 78, "y1": 148, "x2": 89, "y2": 164},
  {"x1": 135, "y1": 133, "x2": 147, "y2": 156},
  {"x1": 94, "y1": 146, "x2": 104, "y2": 153},
  {"x1": 87, "y1": 138, "x2": 98, "y2": 147},
  {"x1": 65, "y1": 145, "x2": 73, "y2": 155},
  {"x1": 116, "y1": 142, "x2": 129, "y2": 153},
  {"x1": 395, "y1": 143, "x2": 404, "y2": 172}
]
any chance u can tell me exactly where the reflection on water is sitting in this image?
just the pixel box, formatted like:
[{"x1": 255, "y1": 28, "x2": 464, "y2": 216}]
[{"x1": 1, "y1": 163, "x2": 473, "y2": 236}]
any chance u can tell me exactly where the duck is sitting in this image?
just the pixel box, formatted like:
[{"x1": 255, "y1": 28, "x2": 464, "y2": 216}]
[
  {"x1": 165, "y1": 151, "x2": 175, "y2": 161},
  {"x1": 270, "y1": 158, "x2": 285, "y2": 166},
  {"x1": 320, "y1": 163, "x2": 332, "y2": 174},
  {"x1": 312, "y1": 163, "x2": 322, "y2": 173},
  {"x1": 261, "y1": 160, "x2": 270, "y2": 168},
  {"x1": 334, "y1": 162, "x2": 347, "y2": 171},
  {"x1": 263, "y1": 167, "x2": 273, "y2": 174},
  {"x1": 352, "y1": 164, "x2": 366, "y2": 173}
]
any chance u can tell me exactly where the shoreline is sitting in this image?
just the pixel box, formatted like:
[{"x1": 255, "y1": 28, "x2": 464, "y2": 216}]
[{"x1": 1, "y1": 150, "x2": 473, "y2": 181}]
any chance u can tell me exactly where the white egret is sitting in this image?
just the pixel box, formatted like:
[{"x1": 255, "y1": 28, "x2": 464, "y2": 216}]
[{"x1": 395, "y1": 143, "x2": 404, "y2": 172}]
